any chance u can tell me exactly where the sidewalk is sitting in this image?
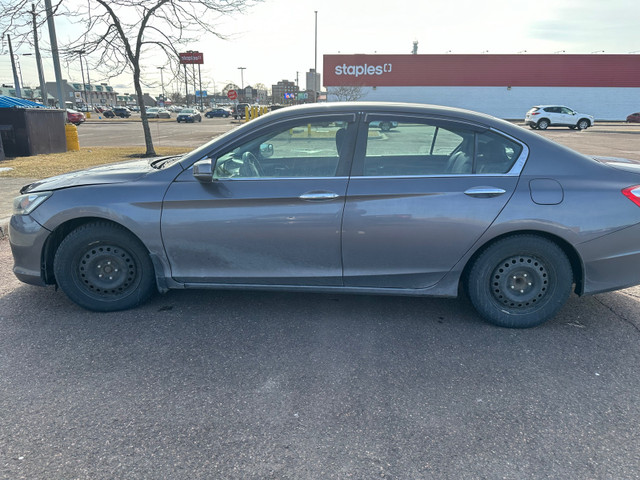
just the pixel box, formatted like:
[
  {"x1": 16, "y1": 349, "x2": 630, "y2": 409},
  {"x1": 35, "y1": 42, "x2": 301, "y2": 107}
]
[{"x1": 0, "y1": 177, "x2": 35, "y2": 237}]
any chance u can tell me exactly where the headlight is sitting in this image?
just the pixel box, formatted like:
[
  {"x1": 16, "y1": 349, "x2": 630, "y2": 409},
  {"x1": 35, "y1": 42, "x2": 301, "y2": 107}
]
[{"x1": 13, "y1": 191, "x2": 53, "y2": 215}]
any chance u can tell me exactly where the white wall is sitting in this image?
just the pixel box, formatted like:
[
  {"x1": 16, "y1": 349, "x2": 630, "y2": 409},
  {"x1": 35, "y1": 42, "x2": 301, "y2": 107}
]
[{"x1": 328, "y1": 86, "x2": 639, "y2": 121}]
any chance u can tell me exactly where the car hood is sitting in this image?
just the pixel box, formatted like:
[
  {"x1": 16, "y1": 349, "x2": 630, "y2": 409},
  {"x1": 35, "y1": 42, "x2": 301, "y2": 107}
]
[{"x1": 21, "y1": 158, "x2": 156, "y2": 194}]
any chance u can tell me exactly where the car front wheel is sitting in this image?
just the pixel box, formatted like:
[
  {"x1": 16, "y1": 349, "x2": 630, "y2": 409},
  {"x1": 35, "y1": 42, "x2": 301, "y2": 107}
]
[
  {"x1": 466, "y1": 235, "x2": 573, "y2": 328},
  {"x1": 577, "y1": 119, "x2": 590, "y2": 130},
  {"x1": 53, "y1": 222, "x2": 156, "y2": 312}
]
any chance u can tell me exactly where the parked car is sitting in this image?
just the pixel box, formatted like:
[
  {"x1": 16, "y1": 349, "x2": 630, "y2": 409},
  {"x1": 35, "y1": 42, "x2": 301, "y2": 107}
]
[
  {"x1": 205, "y1": 108, "x2": 231, "y2": 118},
  {"x1": 176, "y1": 108, "x2": 202, "y2": 123},
  {"x1": 66, "y1": 109, "x2": 85, "y2": 126},
  {"x1": 10, "y1": 102, "x2": 640, "y2": 328},
  {"x1": 146, "y1": 107, "x2": 171, "y2": 119},
  {"x1": 626, "y1": 112, "x2": 640, "y2": 123},
  {"x1": 525, "y1": 105, "x2": 594, "y2": 130},
  {"x1": 102, "y1": 107, "x2": 131, "y2": 118},
  {"x1": 369, "y1": 120, "x2": 398, "y2": 131},
  {"x1": 232, "y1": 103, "x2": 250, "y2": 119}
]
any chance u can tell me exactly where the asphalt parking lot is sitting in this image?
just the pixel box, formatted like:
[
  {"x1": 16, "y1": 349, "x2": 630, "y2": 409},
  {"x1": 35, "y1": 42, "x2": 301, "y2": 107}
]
[{"x1": 1, "y1": 120, "x2": 640, "y2": 479}]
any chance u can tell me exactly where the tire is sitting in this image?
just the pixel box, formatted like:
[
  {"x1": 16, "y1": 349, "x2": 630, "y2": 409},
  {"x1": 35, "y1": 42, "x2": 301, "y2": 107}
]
[
  {"x1": 537, "y1": 119, "x2": 550, "y2": 130},
  {"x1": 380, "y1": 121, "x2": 392, "y2": 132},
  {"x1": 466, "y1": 235, "x2": 573, "y2": 328},
  {"x1": 529, "y1": 124, "x2": 538, "y2": 130},
  {"x1": 53, "y1": 222, "x2": 156, "y2": 312},
  {"x1": 577, "y1": 119, "x2": 590, "y2": 130}
]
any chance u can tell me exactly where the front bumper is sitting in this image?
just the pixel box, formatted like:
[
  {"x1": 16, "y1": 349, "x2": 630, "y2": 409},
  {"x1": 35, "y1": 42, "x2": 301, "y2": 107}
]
[{"x1": 9, "y1": 214, "x2": 51, "y2": 286}]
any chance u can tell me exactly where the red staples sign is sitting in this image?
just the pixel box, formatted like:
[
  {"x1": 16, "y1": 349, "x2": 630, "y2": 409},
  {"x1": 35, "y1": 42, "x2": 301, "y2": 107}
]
[
  {"x1": 324, "y1": 54, "x2": 640, "y2": 88},
  {"x1": 179, "y1": 52, "x2": 204, "y2": 65}
]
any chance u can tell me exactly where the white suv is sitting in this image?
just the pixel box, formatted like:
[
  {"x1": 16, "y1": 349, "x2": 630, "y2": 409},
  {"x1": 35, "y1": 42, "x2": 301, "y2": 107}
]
[{"x1": 525, "y1": 105, "x2": 594, "y2": 130}]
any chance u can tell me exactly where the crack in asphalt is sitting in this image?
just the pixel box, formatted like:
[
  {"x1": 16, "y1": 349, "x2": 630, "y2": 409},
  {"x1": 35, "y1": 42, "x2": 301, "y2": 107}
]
[{"x1": 594, "y1": 294, "x2": 640, "y2": 335}]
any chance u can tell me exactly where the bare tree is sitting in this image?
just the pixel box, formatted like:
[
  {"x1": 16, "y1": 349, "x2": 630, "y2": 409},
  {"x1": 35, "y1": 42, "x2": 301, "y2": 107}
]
[
  {"x1": 1, "y1": 0, "x2": 259, "y2": 156},
  {"x1": 328, "y1": 86, "x2": 365, "y2": 102}
]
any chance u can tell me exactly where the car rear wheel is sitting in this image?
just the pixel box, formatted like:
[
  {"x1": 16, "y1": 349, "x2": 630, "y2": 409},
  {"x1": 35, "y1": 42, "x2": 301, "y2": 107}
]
[
  {"x1": 466, "y1": 235, "x2": 573, "y2": 328},
  {"x1": 537, "y1": 119, "x2": 550, "y2": 130},
  {"x1": 53, "y1": 222, "x2": 156, "y2": 312},
  {"x1": 577, "y1": 119, "x2": 590, "y2": 130},
  {"x1": 380, "y1": 121, "x2": 392, "y2": 132}
]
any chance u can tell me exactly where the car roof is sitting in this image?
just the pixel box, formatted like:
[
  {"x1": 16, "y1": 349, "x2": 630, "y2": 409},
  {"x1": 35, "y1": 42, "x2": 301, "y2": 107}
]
[{"x1": 243, "y1": 101, "x2": 519, "y2": 133}]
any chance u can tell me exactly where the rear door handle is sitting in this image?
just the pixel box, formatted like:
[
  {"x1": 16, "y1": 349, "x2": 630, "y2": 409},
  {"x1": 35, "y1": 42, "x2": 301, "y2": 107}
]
[
  {"x1": 464, "y1": 187, "x2": 507, "y2": 198},
  {"x1": 299, "y1": 191, "x2": 340, "y2": 201}
]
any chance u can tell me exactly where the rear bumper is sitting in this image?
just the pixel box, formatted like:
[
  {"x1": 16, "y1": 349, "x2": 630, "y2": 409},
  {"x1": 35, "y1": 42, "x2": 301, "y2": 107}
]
[{"x1": 579, "y1": 223, "x2": 640, "y2": 295}]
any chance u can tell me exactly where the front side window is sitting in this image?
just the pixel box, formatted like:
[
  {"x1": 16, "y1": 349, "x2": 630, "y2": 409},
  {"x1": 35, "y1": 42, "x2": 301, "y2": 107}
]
[
  {"x1": 361, "y1": 119, "x2": 522, "y2": 176},
  {"x1": 213, "y1": 119, "x2": 350, "y2": 179}
]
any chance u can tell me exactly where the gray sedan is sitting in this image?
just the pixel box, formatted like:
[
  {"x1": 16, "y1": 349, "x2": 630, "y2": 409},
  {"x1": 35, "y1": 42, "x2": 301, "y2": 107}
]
[{"x1": 9, "y1": 102, "x2": 640, "y2": 328}]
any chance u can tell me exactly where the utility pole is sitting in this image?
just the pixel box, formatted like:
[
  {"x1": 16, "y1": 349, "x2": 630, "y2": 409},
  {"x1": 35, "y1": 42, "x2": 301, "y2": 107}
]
[
  {"x1": 30, "y1": 4, "x2": 48, "y2": 105},
  {"x1": 7, "y1": 35, "x2": 22, "y2": 98},
  {"x1": 44, "y1": 0, "x2": 65, "y2": 109}
]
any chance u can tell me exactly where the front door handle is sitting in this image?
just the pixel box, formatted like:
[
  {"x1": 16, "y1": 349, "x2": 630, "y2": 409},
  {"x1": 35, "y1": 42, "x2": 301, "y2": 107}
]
[
  {"x1": 464, "y1": 187, "x2": 507, "y2": 198},
  {"x1": 299, "y1": 191, "x2": 340, "y2": 201}
]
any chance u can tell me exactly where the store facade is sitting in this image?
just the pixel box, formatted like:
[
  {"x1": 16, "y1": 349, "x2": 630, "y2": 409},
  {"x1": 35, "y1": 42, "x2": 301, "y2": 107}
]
[{"x1": 323, "y1": 54, "x2": 640, "y2": 120}]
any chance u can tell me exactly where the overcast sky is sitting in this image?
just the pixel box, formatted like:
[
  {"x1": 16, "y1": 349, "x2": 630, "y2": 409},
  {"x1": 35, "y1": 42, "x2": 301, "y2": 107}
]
[{"x1": 2, "y1": 0, "x2": 639, "y2": 97}]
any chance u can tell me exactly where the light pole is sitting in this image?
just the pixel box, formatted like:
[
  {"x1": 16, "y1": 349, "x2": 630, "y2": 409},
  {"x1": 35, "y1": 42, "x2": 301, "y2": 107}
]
[
  {"x1": 14, "y1": 55, "x2": 24, "y2": 91},
  {"x1": 238, "y1": 66, "x2": 246, "y2": 100},
  {"x1": 73, "y1": 49, "x2": 88, "y2": 107},
  {"x1": 157, "y1": 66, "x2": 165, "y2": 105},
  {"x1": 313, "y1": 10, "x2": 318, "y2": 103}
]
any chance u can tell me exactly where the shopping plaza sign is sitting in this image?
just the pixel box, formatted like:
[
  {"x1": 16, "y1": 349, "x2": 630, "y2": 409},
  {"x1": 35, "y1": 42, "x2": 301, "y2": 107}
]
[{"x1": 179, "y1": 52, "x2": 204, "y2": 64}]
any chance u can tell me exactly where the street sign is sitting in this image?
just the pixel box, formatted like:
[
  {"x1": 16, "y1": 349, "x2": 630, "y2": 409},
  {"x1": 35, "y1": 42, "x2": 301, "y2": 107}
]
[{"x1": 227, "y1": 90, "x2": 238, "y2": 100}]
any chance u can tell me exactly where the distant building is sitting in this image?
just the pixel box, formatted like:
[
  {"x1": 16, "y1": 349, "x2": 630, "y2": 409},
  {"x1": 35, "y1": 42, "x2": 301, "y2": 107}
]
[
  {"x1": 0, "y1": 86, "x2": 54, "y2": 105},
  {"x1": 271, "y1": 80, "x2": 299, "y2": 104},
  {"x1": 45, "y1": 80, "x2": 118, "y2": 108},
  {"x1": 306, "y1": 69, "x2": 321, "y2": 94}
]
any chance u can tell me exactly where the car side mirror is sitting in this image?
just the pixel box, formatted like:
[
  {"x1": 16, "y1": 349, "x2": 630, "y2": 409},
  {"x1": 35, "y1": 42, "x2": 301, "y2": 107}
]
[
  {"x1": 193, "y1": 159, "x2": 214, "y2": 183},
  {"x1": 260, "y1": 143, "x2": 274, "y2": 158}
]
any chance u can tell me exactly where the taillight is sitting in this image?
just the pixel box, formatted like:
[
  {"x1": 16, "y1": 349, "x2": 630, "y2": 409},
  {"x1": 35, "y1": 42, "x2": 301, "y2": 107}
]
[
  {"x1": 531, "y1": 112, "x2": 540, "y2": 115},
  {"x1": 622, "y1": 185, "x2": 640, "y2": 207}
]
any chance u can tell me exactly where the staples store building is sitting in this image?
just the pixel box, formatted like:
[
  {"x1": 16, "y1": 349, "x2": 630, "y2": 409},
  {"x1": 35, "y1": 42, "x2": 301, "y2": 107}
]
[{"x1": 323, "y1": 54, "x2": 640, "y2": 120}]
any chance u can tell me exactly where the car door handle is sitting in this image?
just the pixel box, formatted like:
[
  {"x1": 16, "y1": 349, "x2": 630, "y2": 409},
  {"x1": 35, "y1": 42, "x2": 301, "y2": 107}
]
[
  {"x1": 299, "y1": 191, "x2": 340, "y2": 201},
  {"x1": 464, "y1": 187, "x2": 507, "y2": 198}
]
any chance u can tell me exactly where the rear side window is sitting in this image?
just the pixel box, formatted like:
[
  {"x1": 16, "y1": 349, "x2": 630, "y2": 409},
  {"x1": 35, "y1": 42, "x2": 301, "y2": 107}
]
[
  {"x1": 361, "y1": 119, "x2": 521, "y2": 176},
  {"x1": 476, "y1": 131, "x2": 523, "y2": 174}
]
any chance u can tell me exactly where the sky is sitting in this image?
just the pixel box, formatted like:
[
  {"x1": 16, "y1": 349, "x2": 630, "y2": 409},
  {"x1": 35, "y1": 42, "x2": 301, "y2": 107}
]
[{"x1": 1, "y1": 0, "x2": 639, "y2": 98}]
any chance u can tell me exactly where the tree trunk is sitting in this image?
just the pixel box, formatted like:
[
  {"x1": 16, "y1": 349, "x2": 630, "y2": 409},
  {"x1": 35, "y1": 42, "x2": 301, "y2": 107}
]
[{"x1": 133, "y1": 68, "x2": 156, "y2": 156}]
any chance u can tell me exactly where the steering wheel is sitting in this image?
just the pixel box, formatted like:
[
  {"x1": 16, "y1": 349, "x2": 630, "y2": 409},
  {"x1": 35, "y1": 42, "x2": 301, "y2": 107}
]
[{"x1": 240, "y1": 151, "x2": 263, "y2": 177}]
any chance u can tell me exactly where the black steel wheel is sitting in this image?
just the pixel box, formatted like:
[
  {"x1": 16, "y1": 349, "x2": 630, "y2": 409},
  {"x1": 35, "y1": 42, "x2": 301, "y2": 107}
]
[
  {"x1": 467, "y1": 235, "x2": 573, "y2": 328},
  {"x1": 53, "y1": 222, "x2": 156, "y2": 312}
]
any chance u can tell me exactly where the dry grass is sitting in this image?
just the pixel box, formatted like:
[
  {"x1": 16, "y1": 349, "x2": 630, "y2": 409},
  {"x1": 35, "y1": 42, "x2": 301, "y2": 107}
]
[{"x1": 0, "y1": 146, "x2": 191, "y2": 178}]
